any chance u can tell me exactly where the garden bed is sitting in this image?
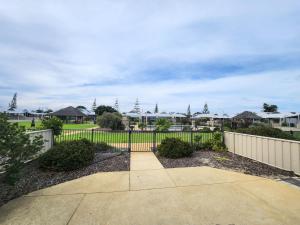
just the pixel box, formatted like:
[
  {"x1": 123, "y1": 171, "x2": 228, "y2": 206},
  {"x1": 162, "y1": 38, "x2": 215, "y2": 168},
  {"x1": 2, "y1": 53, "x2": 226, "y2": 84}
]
[
  {"x1": 0, "y1": 151, "x2": 129, "y2": 207},
  {"x1": 157, "y1": 150, "x2": 295, "y2": 178}
]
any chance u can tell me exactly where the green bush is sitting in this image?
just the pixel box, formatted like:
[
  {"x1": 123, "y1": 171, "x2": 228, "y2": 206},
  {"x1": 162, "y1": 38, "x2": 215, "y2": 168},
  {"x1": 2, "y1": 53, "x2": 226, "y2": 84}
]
[
  {"x1": 39, "y1": 139, "x2": 95, "y2": 171},
  {"x1": 236, "y1": 125, "x2": 297, "y2": 140},
  {"x1": 158, "y1": 138, "x2": 193, "y2": 158},
  {"x1": 155, "y1": 118, "x2": 172, "y2": 131},
  {"x1": 201, "y1": 127, "x2": 212, "y2": 132},
  {"x1": 95, "y1": 142, "x2": 114, "y2": 152},
  {"x1": 201, "y1": 132, "x2": 227, "y2": 151},
  {"x1": 41, "y1": 116, "x2": 63, "y2": 136},
  {"x1": 97, "y1": 112, "x2": 125, "y2": 130},
  {"x1": 0, "y1": 113, "x2": 44, "y2": 184}
]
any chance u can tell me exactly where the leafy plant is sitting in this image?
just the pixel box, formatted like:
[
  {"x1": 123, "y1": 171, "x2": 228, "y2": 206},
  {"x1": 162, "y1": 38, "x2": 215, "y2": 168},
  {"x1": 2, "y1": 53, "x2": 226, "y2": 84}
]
[
  {"x1": 39, "y1": 139, "x2": 95, "y2": 171},
  {"x1": 41, "y1": 116, "x2": 63, "y2": 136},
  {"x1": 211, "y1": 132, "x2": 227, "y2": 151},
  {"x1": 138, "y1": 122, "x2": 146, "y2": 130},
  {"x1": 95, "y1": 142, "x2": 114, "y2": 152},
  {"x1": 0, "y1": 113, "x2": 44, "y2": 184},
  {"x1": 201, "y1": 127, "x2": 212, "y2": 132},
  {"x1": 236, "y1": 124, "x2": 297, "y2": 140},
  {"x1": 95, "y1": 105, "x2": 117, "y2": 116},
  {"x1": 155, "y1": 118, "x2": 172, "y2": 131},
  {"x1": 158, "y1": 138, "x2": 193, "y2": 158},
  {"x1": 201, "y1": 132, "x2": 227, "y2": 151},
  {"x1": 97, "y1": 112, "x2": 125, "y2": 130}
]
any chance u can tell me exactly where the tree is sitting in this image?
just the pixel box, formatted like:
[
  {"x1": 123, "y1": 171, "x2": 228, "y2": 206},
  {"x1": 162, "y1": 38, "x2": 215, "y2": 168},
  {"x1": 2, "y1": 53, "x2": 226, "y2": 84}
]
[
  {"x1": 154, "y1": 103, "x2": 159, "y2": 113},
  {"x1": 95, "y1": 105, "x2": 117, "y2": 116},
  {"x1": 35, "y1": 108, "x2": 44, "y2": 113},
  {"x1": 44, "y1": 109, "x2": 53, "y2": 114},
  {"x1": 8, "y1": 93, "x2": 17, "y2": 111},
  {"x1": 0, "y1": 113, "x2": 44, "y2": 184},
  {"x1": 202, "y1": 103, "x2": 210, "y2": 114},
  {"x1": 97, "y1": 112, "x2": 125, "y2": 130},
  {"x1": 155, "y1": 118, "x2": 172, "y2": 131},
  {"x1": 138, "y1": 122, "x2": 146, "y2": 131},
  {"x1": 92, "y1": 99, "x2": 97, "y2": 112},
  {"x1": 41, "y1": 116, "x2": 63, "y2": 136},
  {"x1": 76, "y1": 106, "x2": 87, "y2": 110},
  {"x1": 263, "y1": 103, "x2": 278, "y2": 113},
  {"x1": 133, "y1": 98, "x2": 140, "y2": 113},
  {"x1": 187, "y1": 104, "x2": 191, "y2": 118},
  {"x1": 114, "y1": 99, "x2": 119, "y2": 112}
]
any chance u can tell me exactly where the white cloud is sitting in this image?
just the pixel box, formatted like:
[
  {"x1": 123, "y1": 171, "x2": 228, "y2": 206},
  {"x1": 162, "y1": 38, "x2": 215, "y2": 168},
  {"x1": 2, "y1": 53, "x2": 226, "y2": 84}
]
[{"x1": 0, "y1": 0, "x2": 300, "y2": 113}]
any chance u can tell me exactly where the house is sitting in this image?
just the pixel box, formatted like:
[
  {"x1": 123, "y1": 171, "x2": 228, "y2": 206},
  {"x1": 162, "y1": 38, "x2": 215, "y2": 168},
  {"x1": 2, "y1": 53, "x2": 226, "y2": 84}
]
[
  {"x1": 257, "y1": 112, "x2": 300, "y2": 129},
  {"x1": 192, "y1": 113, "x2": 231, "y2": 127},
  {"x1": 50, "y1": 106, "x2": 87, "y2": 123}
]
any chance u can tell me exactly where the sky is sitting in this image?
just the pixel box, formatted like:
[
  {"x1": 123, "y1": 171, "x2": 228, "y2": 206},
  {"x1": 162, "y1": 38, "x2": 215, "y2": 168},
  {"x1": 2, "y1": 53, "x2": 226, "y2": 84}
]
[{"x1": 0, "y1": 0, "x2": 300, "y2": 114}]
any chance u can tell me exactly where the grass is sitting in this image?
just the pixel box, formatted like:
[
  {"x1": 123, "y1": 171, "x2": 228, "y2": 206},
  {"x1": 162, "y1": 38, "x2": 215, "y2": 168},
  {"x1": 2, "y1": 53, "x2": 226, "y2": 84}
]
[
  {"x1": 55, "y1": 131, "x2": 214, "y2": 143},
  {"x1": 11, "y1": 120, "x2": 98, "y2": 130}
]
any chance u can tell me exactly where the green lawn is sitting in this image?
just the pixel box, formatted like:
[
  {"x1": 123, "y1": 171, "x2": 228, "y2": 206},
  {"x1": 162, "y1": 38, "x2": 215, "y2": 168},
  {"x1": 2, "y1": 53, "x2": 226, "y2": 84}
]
[
  {"x1": 11, "y1": 120, "x2": 98, "y2": 130},
  {"x1": 55, "y1": 131, "x2": 214, "y2": 143}
]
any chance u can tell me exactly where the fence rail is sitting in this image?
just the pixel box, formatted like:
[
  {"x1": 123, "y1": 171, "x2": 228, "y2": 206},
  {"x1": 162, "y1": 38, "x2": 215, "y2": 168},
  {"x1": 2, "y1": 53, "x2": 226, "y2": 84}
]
[
  {"x1": 55, "y1": 129, "x2": 217, "y2": 152},
  {"x1": 224, "y1": 131, "x2": 300, "y2": 175}
]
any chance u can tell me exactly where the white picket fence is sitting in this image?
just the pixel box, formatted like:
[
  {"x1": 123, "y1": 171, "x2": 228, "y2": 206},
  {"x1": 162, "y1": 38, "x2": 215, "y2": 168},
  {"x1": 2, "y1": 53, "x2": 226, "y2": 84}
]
[
  {"x1": 224, "y1": 131, "x2": 300, "y2": 175},
  {"x1": 27, "y1": 129, "x2": 53, "y2": 154}
]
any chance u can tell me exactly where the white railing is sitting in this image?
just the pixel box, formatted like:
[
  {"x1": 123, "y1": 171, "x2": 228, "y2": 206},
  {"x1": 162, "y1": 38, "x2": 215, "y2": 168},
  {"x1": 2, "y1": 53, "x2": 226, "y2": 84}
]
[
  {"x1": 27, "y1": 129, "x2": 53, "y2": 154},
  {"x1": 224, "y1": 131, "x2": 300, "y2": 175}
]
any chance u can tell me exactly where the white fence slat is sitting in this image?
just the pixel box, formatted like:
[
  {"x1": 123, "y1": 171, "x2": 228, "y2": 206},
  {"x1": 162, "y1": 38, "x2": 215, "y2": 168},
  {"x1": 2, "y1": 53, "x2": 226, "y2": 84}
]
[{"x1": 224, "y1": 131, "x2": 300, "y2": 175}]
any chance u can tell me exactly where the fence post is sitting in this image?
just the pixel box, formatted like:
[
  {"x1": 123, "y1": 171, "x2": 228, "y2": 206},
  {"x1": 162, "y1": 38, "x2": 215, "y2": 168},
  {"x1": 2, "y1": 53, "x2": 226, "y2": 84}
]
[
  {"x1": 128, "y1": 129, "x2": 132, "y2": 152},
  {"x1": 221, "y1": 119, "x2": 225, "y2": 145},
  {"x1": 153, "y1": 130, "x2": 157, "y2": 152},
  {"x1": 91, "y1": 129, "x2": 94, "y2": 143}
]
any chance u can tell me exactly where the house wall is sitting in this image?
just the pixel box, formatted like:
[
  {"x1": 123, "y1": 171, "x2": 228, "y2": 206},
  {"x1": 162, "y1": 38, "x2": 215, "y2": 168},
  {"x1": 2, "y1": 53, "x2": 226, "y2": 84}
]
[{"x1": 224, "y1": 131, "x2": 300, "y2": 175}]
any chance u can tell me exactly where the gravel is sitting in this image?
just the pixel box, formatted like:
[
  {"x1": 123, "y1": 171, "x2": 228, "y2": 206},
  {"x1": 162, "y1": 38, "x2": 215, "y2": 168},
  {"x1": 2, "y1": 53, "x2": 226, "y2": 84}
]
[
  {"x1": 157, "y1": 150, "x2": 295, "y2": 178},
  {"x1": 0, "y1": 151, "x2": 130, "y2": 207}
]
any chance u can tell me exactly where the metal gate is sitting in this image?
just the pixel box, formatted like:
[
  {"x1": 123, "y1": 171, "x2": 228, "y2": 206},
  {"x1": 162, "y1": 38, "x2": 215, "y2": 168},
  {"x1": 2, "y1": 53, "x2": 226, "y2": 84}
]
[{"x1": 55, "y1": 129, "x2": 217, "y2": 152}]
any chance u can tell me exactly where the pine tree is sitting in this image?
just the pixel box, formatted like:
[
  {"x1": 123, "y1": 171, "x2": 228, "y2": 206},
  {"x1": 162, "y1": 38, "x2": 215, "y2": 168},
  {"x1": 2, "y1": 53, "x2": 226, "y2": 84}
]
[
  {"x1": 187, "y1": 104, "x2": 191, "y2": 118},
  {"x1": 114, "y1": 99, "x2": 119, "y2": 112},
  {"x1": 8, "y1": 93, "x2": 17, "y2": 111},
  {"x1": 202, "y1": 103, "x2": 210, "y2": 114},
  {"x1": 92, "y1": 99, "x2": 97, "y2": 112},
  {"x1": 154, "y1": 103, "x2": 159, "y2": 113},
  {"x1": 133, "y1": 98, "x2": 140, "y2": 114}
]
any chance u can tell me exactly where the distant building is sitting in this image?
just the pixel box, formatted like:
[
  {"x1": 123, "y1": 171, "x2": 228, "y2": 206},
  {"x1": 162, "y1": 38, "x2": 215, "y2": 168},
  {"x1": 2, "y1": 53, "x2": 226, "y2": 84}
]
[{"x1": 50, "y1": 106, "x2": 87, "y2": 123}]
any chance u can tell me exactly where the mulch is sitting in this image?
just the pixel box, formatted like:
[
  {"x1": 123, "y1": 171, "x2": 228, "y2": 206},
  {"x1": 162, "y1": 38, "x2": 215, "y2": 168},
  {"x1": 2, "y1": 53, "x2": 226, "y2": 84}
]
[
  {"x1": 157, "y1": 150, "x2": 295, "y2": 178},
  {"x1": 0, "y1": 151, "x2": 130, "y2": 207}
]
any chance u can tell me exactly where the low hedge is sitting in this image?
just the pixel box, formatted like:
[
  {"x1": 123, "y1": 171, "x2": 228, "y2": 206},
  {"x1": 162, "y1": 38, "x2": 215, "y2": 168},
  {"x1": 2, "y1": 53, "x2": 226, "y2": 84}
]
[
  {"x1": 39, "y1": 139, "x2": 95, "y2": 171},
  {"x1": 236, "y1": 125, "x2": 297, "y2": 140},
  {"x1": 158, "y1": 138, "x2": 193, "y2": 158}
]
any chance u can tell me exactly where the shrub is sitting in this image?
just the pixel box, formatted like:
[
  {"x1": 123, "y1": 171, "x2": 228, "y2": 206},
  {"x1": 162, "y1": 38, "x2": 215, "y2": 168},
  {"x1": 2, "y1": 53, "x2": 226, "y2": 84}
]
[
  {"x1": 155, "y1": 118, "x2": 172, "y2": 131},
  {"x1": 236, "y1": 125, "x2": 297, "y2": 140},
  {"x1": 158, "y1": 138, "x2": 193, "y2": 158},
  {"x1": 41, "y1": 116, "x2": 63, "y2": 136},
  {"x1": 95, "y1": 142, "x2": 114, "y2": 152},
  {"x1": 182, "y1": 126, "x2": 192, "y2": 131},
  {"x1": 201, "y1": 127, "x2": 212, "y2": 132},
  {"x1": 39, "y1": 139, "x2": 95, "y2": 171},
  {"x1": 97, "y1": 112, "x2": 125, "y2": 130},
  {"x1": 211, "y1": 132, "x2": 227, "y2": 151},
  {"x1": 201, "y1": 132, "x2": 227, "y2": 151},
  {"x1": 0, "y1": 113, "x2": 44, "y2": 184},
  {"x1": 95, "y1": 105, "x2": 117, "y2": 116}
]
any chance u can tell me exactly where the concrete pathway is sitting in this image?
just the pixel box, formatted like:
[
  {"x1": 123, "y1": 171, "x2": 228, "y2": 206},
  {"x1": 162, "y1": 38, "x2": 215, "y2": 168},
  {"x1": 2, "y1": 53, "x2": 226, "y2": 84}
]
[{"x1": 1, "y1": 152, "x2": 300, "y2": 225}]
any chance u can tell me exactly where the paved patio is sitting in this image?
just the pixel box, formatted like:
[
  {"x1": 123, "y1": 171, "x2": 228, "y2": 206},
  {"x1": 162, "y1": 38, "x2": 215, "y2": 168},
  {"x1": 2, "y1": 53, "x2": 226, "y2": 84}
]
[{"x1": 1, "y1": 152, "x2": 300, "y2": 225}]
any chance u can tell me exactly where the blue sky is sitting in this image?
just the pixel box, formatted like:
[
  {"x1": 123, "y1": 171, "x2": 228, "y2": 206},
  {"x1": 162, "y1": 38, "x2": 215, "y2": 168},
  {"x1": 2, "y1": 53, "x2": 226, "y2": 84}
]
[{"x1": 0, "y1": 0, "x2": 300, "y2": 114}]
